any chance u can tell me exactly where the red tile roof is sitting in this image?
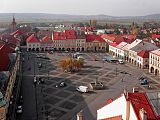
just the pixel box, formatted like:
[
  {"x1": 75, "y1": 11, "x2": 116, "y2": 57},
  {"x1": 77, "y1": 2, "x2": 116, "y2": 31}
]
[
  {"x1": 26, "y1": 34, "x2": 39, "y2": 43},
  {"x1": 53, "y1": 30, "x2": 77, "y2": 40},
  {"x1": 41, "y1": 36, "x2": 52, "y2": 43},
  {"x1": 123, "y1": 34, "x2": 136, "y2": 43},
  {"x1": 109, "y1": 43, "x2": 118, "y2": 47},
  {"x1": 152, "y1": 34, "x2": 160, "y2": 40},
  {"x1": 86, "y1": 34, "x2": 106, "y2": 42},
  {"x1": 101, "y1": 34, "x2": 127, "y2": 44},
  {"x1": 80, "y1": 27, "x2": 93, "y2": 31},
  {"x1": 0, "y1": 44, "x2": 14, "y2": 71},
  {"x1": 156, "y1": 42, "x2": 160, "y2": 47},
  {"x1": 10, "y1": 29, "x2": 25, "y2": 36},
  {"x1": 1, "y1": 34, "x2": 19, "y2": 45},
  {"x1": 101, "y1": 34, "x2": 116, "y2": 42},
  {"x1": 137, "y1": 50, "x2": 150, "y2": 58},
  {"x1": 114, "y1": 36, "x2": 125, "y2": 44},
  {"x1": 128, "y1": 93, "x2": 157, "y2": 120}
]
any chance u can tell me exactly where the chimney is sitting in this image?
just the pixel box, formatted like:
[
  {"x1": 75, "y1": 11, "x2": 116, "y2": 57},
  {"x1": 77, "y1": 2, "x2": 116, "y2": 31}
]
[
  {"x1": 139, "y1": 108, "x2": 147, "y2": 120},
  {"x1": 124, "y1": 89, "x2": 128, "y2": 99},
  {"x1": 77, "y1": 110, "x2": 84, "y2": 120},
  {"x1": 133, "y1": 87, "x2": 139, "y2": 93}
]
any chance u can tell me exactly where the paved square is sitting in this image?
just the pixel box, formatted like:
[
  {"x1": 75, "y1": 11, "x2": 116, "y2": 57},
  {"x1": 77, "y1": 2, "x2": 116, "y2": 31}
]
[
  {"x1": 45, "y1": 96, "x2": 61, "y2": 105},
  {"x1": 70, "y1": 95, "x2": 84, "y2": 103},
  {"x1": 50, "y1": 108, "x2": 66, "y2": 120},
  {"x1": 59, "y1": 101, "x2": 77, "y2": 110},
  {"x1": 44, "y1": 88, "x2": 58, "y2": 94},
  {"x1": 55, "y1": 91, "x2": 72, "y2": 98}
]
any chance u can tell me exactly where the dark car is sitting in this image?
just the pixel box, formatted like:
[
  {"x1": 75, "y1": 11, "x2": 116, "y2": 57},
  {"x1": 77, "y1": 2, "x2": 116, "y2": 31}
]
[
  {"x1": 38, "y1": 63, "x2": 42, "y2": 68},
  {"x1": 55, "y1": 82, "x2": 66, "y2": 88},
  {"x1": 39, "y1": 77, "x2": 45, "y2": 84},
  {"x1": 140, "y1": 79, "x2": 149, "y2": 85}
]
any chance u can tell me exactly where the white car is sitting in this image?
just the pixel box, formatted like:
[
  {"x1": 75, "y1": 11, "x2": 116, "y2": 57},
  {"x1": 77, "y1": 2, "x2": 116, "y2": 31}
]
[
  {"x1": 17, "y1": 105, "x2": 23, "y2": 114},
  {"x1": 33, "y1": 77, "x2": 37, "y2": 84},
  {"x1": 76, "y1": 86, "x2": 89, "y2": 93},
  {"x1": 118, "y1": 59, "x2": 124, "y2": 64}
]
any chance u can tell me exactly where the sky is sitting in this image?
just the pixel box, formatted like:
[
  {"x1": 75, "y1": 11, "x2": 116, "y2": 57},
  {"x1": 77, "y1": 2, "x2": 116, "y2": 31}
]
[{"x1": 0, "y1": 0, "x2": 160, "y2": 16}]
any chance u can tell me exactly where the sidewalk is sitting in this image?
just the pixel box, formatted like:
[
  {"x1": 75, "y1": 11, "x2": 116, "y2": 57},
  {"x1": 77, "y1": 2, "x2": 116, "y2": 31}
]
[{"x1": 125, "y1": 62, "x2": 160, "y2": 85}]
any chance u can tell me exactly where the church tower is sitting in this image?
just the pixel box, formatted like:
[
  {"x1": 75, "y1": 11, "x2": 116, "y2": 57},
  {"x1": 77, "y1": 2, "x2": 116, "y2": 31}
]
[{"x1": 11, "y1": 16, "x2": 16, "y2": 32}]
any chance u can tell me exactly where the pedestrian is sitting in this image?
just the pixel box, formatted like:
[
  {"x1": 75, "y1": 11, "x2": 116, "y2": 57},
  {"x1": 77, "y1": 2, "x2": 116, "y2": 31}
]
[{"x1": 121, "y1": 78, "x2": 123, "y2": 82}]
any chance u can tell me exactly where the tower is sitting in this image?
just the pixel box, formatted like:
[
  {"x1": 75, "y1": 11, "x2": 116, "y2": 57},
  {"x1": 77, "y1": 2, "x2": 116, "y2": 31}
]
[{"x1": 11, "y1": 16, "x2": 16, "y2": 32}]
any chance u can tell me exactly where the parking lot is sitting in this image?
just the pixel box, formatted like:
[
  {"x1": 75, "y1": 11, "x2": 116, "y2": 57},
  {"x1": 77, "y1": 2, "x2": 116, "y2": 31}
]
[{"x1": 20, "y1": 51, "x2": 160, "y2": 120}]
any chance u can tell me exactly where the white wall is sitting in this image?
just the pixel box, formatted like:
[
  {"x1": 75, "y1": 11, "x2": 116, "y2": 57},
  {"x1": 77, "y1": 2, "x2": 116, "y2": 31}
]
[
  {"x1": 97, "y1": 94, "x2": 127, "y2": 120},
  {"x1": 129, "y1": 103, "x2": 138, "y2": 120}
]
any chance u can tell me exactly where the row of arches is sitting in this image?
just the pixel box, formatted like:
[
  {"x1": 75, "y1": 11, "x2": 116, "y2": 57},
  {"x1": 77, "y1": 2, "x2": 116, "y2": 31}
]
[
  {"x1": 150, "y1": 67, "x2": 159, "y2": 76},
  {"x1": 27, "y1": 47, "x2": 85, "y2": 52}
]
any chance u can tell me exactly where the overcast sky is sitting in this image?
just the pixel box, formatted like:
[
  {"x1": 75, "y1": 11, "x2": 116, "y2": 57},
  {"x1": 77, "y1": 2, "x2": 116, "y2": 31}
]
[{"x1": 0, "y1": 0, "x2": 160, "y2": 16}]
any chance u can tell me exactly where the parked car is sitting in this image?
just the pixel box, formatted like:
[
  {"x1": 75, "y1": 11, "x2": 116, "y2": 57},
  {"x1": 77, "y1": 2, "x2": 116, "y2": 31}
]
[
  {"x1": 140, "y1": 79, "x2": 149, "y2": 85},
  {"x1": 17, "y1": 105, "x2": 23, "y2": 114},
  {"x1": 39, "y1": 77, "x2": 45, "y2": 84},
  {"x1": 118, "y1": 59, "x2": 124, "y2": 64},
  {"x1": 38, "y1": 63, "x2": 42, "y2": 68},
  {"x1": 76, "y1": 86, "x2": 89, "y2": 93},
  {"x1": 55, "y1": 82, "x2": 66, "y2": 88},
  {"x1": 33, "y1": 77, "x2": 37, "y2": 84}
]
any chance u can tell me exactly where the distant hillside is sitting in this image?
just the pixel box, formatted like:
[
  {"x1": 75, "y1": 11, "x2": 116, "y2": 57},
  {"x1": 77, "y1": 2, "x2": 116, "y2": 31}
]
[{"x1": 0, "y1": 13, "x2": 160, "y2": 23}]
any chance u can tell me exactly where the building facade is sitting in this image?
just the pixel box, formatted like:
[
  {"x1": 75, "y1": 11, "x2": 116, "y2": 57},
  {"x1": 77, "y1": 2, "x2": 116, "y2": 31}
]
[
  {"x1": 137, "y1": 50, "x2": 149, "y2": 69},
  {"x1": 149, "y1": 49, "x2": 160, "y2": 76},
  {"x1": 27, "y1": 34, "x2": 41, "y2": 51}
]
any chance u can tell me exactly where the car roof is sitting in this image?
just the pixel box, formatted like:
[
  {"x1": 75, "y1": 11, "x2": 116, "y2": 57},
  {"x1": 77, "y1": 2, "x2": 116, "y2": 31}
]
[{"x1": 79, "y1": 86, "x2": 88, "y2": 88}]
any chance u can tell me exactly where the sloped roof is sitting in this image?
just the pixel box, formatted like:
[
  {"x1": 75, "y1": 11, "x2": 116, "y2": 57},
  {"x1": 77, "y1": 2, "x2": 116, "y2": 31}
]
[
  {"x1": 150, "y1": 49, "x2": 160, "y2": 56},
  {"x1": 0, "y1": 55, "x2": 9, "y2": 71},
  {"x1": 123, "y1": 39, "x2": 142, "y2": 51},
  {"x1": 116, "y1": 42, "x2": 128, "y2": 49},
  {"x1": 86, "y1": 34, "x2": 106, "y2": 42},
  {"x1": 41, "y1": 36, "x2": 52, "y2": 43},
  {"x1": 53, "y1": 30, "x2": 77, "y2": 40},
  {"x1": 10, "y1": 29, "x2": 25, "y2": 36},
  {"x1": 152, "y1": 34, "x2": 160, "y2": 40},
  {"x1": 138, "y1": 50, "x2": 149, "y2": 58},
  {"x1": 128, "y1": 92, "x2": 157, "y2": 120},
  {"x1": 101, "y1": 34, "x2": 126, "y2": 44},
  {"x1": 0, "y1": 44, "x2": 14, "y2": 71},
  {"x1": 130, "y1": 41, "x2": 158, "y2": 53},
  {"x1": 26, "y1": 34, "x2": 39, "y2": 43},
  {"x1": 123, "y1": 34, "x2": 136, "y2": 41},
  {"x1": 101, "y1": 34, "x2": 116, "y2": 42},
  {"x1": 109, "y1": 43, "x2": 118, "y2": 47},
  {"x1": 1, "y1": 34, "x2": 19, "y2": 45}
]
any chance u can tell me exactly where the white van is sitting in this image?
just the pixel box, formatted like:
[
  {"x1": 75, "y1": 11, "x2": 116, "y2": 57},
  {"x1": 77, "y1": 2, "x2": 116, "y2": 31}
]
[{"x1": 76, "y1": 86, "x2": 89, "y2": 93}]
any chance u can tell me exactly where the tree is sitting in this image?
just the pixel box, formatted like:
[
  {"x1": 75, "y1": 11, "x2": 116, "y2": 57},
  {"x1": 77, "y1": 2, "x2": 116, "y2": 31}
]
[
  {"x1": 114, "y1": 28, "x2": 121, "y2": 35},
  {"x1": 59, "y1": 57, "x2": 84, "y2": 73}
]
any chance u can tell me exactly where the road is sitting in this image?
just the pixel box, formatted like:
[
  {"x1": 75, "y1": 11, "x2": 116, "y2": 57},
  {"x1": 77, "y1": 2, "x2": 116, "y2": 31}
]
[{"x1": 20, "y1": 52, "x2": 37, "y2": 120}]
